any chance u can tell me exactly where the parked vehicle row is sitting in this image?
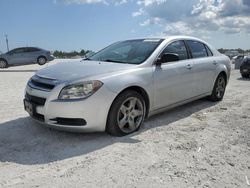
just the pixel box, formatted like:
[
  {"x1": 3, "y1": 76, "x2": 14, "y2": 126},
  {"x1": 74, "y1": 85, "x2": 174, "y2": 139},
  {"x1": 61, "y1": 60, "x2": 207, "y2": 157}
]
[
  {"x1": 0, "y1": 47, "x2": 54, "y2": 68},
  {"x1": 24, "y1": 36, "x2": 231, "y2": 136}
]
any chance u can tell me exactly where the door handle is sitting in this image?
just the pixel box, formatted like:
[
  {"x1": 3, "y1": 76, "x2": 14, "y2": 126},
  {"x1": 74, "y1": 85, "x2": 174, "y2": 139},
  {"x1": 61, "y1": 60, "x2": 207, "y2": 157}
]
[
  {"x1": 186, "y1": 64, "x2": 193, "y2": 69},
  {"x1": 213, "y1": 61, "x2": 217, "y2": 65}
]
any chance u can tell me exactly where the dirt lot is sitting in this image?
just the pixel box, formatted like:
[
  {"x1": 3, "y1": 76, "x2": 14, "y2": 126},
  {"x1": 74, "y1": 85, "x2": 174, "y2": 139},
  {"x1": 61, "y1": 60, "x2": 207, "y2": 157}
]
[{"x1": 0, "y1": 61, "x2": 249, "y2": 188}]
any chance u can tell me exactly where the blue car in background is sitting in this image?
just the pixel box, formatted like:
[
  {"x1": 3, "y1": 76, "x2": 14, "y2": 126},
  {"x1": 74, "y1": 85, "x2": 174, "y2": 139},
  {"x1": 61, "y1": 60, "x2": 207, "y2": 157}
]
[{"x1": 0, "y1": 47, "x2": 54, "y2": 68}]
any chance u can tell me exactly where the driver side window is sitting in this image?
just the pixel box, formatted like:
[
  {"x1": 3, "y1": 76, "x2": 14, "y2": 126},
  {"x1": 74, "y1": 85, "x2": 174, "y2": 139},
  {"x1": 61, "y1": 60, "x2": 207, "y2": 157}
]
[{"x1": 161, "y1": 40, "x2": 188, "y2": 61}]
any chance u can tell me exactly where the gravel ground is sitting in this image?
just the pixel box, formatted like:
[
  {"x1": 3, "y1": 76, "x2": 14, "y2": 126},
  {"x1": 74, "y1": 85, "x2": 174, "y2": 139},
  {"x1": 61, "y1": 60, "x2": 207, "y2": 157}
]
[{"x1": 0, "y1": 61, "x2": 249, "y2": 188}]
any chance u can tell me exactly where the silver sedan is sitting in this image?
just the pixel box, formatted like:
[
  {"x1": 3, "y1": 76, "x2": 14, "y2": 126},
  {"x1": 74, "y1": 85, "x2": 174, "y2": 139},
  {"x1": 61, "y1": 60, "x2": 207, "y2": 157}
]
[
  {"x1": 0, "y1": 47, "x2": 54, "y2": 68},
  {"x1": 24, "y1": 36, "x2": 231, "y2": 136}
]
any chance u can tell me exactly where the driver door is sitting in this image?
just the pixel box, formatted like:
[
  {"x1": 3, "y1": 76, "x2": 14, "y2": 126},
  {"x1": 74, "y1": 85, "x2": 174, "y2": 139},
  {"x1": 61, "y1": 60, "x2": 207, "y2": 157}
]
[
  {"x1": 9, "y1": 48, "x2": 27, "y2": 65},
  {"x1": 153, "y1": 40, "x2": 196, "y2": 110}
]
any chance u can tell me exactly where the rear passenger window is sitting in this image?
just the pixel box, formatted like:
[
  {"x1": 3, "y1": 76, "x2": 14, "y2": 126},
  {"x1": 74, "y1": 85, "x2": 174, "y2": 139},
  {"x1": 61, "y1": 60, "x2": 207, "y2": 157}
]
[
  {"x1": 162, "y1": 40, "x2": 188, "y2": 61},
  {"x1": 187, "y1": 40, "x2": 208, "y2": 58},
  {"x1": 27, "y1": 48, "x2": 40, "y2": 52}
]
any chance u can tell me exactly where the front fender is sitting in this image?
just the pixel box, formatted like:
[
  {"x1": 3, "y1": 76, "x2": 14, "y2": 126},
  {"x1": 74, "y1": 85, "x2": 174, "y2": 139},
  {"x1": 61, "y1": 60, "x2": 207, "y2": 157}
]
[{"x1": 102, "y1": 67, "x2": 154, "y2": 105}]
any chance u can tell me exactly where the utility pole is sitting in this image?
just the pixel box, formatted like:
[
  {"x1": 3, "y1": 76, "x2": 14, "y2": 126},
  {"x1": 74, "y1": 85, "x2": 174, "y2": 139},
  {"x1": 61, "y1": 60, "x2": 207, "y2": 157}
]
[{"x1": 5, "y1": 34, "x2": 9, "y2": 52}]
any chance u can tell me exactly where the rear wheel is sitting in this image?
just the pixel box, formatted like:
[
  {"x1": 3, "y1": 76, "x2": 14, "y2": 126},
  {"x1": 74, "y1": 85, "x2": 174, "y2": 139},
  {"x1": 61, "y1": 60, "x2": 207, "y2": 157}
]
[
  {"x1": 0, "y1": 59, "x2": 8, "y2": 68},
  {"x1": 106, "y1": 90, "x2": 146, "y2": 136},
  {"x1": 209, "y1": 74, "x2": 226, "y2": 102},
  {"x1": 37, "y1": 56, "x2": 47, "y2": 65}
]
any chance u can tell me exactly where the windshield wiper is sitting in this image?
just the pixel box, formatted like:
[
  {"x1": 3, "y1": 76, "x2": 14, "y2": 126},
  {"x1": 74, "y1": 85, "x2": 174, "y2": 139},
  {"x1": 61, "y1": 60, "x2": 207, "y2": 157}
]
[
  {"x1": 80, "y1": 57, "x2": 92, "y2": 62},
  {"x1": 102, "y1": 59, "x2": 127, "y2": 64}
]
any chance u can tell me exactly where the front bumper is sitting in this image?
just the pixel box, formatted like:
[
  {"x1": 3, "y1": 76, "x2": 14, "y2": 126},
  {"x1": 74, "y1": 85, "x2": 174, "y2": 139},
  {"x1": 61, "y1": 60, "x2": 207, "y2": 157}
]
[{"x1": 24, "y1": 83, "x2": 117, "y2": 132}]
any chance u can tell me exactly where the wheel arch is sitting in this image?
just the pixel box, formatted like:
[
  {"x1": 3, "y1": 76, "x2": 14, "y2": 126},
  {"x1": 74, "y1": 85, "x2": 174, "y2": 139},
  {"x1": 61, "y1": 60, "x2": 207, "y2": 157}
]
[
  {"x1": 123, "y1": 86, "x2": 150, "y2": 118},
  {"x1": 209, "y1": 71, "x2": 227, "y2": 101},
  {"x1": 108, "y1": 85, "x2": 151, "y2": 121},
  {"x1": 214, "y1": 63, "x2": 230, "y2": 85},
  {"x1": 0, "y1": 58, "x2": 8, "y2": 63},
  {"x1": 218, "y1": 71, "x2": 227, "y2": 84}
]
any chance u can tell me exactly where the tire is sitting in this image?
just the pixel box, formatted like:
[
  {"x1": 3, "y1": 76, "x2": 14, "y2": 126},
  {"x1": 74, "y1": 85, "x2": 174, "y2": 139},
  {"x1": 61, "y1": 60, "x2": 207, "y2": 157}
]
[
  {"x1": 241, "y1": 74, "x2": 249, "y2": 78},
  {"x1": 209, "y1": 73, "x2": 227, "y2": 102},
  {"x1": 37, "y1": 56, "x2": 47, "y2": 65},
  {"x1": 0, "y1": 59, "x2": 8, "y2": 68},
  {"x1": 106, "y1": 90, "x2": 146, "y2": 137}
]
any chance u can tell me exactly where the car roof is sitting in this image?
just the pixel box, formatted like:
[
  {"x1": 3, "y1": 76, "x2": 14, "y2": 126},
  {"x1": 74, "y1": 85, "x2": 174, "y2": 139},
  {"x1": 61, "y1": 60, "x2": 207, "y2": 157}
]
[
  {"x1": 127, "y1": 36, "x2": 206, "y2": 41},
  {"x1": 11, "y1": 47, "x2": 43, "y2": 50},
  {"x1": 127, "y1": 36, "x2": 211, "y2": 46}
]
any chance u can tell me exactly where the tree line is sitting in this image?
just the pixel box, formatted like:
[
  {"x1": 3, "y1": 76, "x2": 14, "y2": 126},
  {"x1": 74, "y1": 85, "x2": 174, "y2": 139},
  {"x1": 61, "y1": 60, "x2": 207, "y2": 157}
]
[{"x1": 53, "y1": 49, "x2": 94, "y2": 58}]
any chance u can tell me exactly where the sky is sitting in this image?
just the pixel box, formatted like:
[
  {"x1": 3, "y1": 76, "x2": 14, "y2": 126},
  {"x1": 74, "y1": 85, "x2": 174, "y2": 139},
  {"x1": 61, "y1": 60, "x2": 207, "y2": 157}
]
[{"x1": 0, "y1": 0, "x2": 250, "y2": 52}]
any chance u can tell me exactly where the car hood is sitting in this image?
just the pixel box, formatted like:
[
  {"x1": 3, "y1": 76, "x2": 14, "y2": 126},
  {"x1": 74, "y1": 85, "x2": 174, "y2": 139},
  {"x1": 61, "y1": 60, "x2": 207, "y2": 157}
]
[{"x1": 36, "y1": 60, "x2": 135, "y2": 81}]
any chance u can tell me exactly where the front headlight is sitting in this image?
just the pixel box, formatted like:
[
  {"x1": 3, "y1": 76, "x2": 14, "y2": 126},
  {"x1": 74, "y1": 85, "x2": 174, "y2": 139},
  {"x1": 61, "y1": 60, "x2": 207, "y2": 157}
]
[{"x1": 58, "y1": 80, "x2": 103, "y2": 100}]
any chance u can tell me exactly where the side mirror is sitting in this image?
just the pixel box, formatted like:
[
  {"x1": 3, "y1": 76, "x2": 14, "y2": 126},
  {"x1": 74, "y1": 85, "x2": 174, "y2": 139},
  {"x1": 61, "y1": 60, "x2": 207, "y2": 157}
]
[{"x1": 156, "y1": 53, "x2": 179, "y2": 65}]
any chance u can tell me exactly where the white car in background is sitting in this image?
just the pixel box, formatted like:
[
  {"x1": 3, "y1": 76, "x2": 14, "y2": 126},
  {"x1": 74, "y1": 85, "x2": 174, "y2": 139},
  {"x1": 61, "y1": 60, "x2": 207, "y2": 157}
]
[{"x1": 24, "y1": 36, "x2": 231, "y2": 136}]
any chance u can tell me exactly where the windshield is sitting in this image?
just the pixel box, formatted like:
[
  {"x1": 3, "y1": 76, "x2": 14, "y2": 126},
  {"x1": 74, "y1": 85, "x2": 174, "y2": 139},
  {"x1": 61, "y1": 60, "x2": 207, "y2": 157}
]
[{"x1": 88, "y1": 39, "x2": 163, "y2": 64}]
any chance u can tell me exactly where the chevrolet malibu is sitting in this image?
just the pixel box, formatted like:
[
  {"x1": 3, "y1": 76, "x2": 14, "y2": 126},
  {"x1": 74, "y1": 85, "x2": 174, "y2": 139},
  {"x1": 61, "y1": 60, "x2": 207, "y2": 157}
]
[{"x1": 24, "y1": 36, "x2": 231, "y2": 136}]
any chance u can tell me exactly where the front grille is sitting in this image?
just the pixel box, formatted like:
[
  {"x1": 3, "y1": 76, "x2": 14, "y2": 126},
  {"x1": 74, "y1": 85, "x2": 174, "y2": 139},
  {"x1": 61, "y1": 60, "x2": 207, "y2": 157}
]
[
  {"x1": 30, "y1": 79, "x2": 55, "y2": 90},
  {"x1": 28, "y1": 75, "x2": 57, "y2": 91},
  {"x1": 25, "y1": 93, "x2": 46, "y2": 106}
]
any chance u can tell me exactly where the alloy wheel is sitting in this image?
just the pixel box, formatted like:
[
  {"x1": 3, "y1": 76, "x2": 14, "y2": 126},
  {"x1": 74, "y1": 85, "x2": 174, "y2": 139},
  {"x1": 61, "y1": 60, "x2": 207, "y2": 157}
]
[
  {"x1": 117, "y1": 97, "x2": 144, "y2": 133},
  {"x1": 215, "y1": 76, "x2": 226, "y2": 98},
  {"x1": 38, "y1": 57, "x2": 46, "y2": 64}
]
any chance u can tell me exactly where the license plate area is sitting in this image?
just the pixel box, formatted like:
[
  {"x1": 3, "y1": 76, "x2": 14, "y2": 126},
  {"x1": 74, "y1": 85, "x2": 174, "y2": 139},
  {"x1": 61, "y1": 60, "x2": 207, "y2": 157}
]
[{"x1": 24, "y1": 99, "x2": 34, "y2": 116}]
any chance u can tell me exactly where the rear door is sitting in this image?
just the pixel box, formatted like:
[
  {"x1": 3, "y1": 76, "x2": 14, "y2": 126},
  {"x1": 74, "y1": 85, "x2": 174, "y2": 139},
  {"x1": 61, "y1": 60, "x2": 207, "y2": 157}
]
[
  {"x1": 185, "y1": 40, "x2": 216, "y2": 95},
  {"x1": 25, "y1": 47, "x2": 40, "y2": 63},
  {"x1": 153, "y1": 40, "x2": 196, "y2": 109}
]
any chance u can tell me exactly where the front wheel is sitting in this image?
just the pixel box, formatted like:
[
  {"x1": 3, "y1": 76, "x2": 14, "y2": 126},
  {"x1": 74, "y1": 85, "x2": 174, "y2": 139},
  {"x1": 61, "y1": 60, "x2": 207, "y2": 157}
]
[
  {"x1": 37, "y1": 56, "x2": 47, "y2": 65},
  {"x1": 209, "y1": 74, "x2": 226, "y2": 102},
  {"x1": 106, "y1": 90, "x2": 146, "y2": 136}
]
